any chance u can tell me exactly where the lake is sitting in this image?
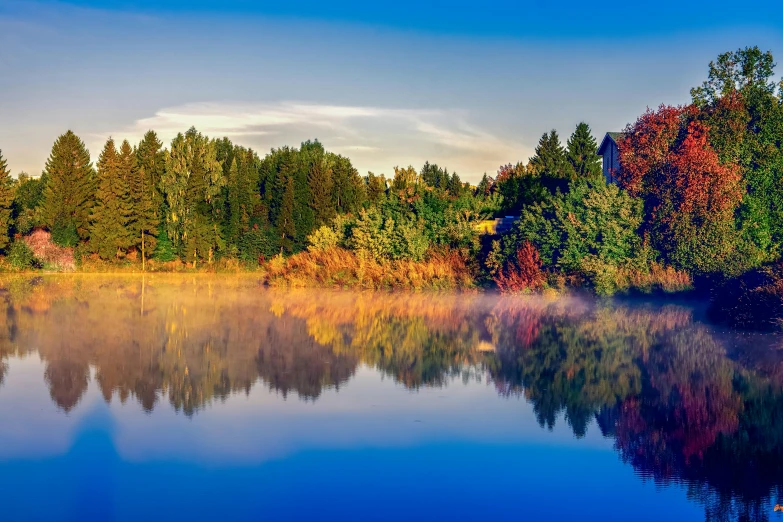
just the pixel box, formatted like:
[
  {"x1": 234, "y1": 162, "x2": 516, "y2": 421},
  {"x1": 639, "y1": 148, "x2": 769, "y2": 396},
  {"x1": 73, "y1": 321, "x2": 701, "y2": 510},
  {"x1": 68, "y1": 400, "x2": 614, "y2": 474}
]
[{"x1": 0, "y1": 275, "x2": 781, "y2": 522}]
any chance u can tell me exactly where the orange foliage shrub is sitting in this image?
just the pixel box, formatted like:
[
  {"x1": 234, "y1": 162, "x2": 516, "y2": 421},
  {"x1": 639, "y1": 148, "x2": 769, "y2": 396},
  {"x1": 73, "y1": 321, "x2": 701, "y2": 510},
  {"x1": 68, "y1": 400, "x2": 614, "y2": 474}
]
[{"x1": 494, "y1": 242, "x2": 545, "y2": 293}]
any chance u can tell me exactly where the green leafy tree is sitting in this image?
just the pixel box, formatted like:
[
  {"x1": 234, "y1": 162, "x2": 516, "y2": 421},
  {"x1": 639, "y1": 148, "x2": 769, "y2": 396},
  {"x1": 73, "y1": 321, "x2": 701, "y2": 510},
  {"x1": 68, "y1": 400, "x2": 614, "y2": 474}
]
[
  {"x1": 691, "y1": 46, "x2": 783, "y2": 263},
  {"x1": 162, "y1": 128, "x2": 226, "y2": 266},
  {"x1": 40, "y1": 130, "x2": 96, "y2": 245},
  {"x1": 508, "y1": 179, "x2": 645, "y2": 292},
  {"x1": 12, "y1": 173, "x2": 46, "y2": 235},
  {"x1": 566, "y1": 122, "x2": 602, "y2": 182}
]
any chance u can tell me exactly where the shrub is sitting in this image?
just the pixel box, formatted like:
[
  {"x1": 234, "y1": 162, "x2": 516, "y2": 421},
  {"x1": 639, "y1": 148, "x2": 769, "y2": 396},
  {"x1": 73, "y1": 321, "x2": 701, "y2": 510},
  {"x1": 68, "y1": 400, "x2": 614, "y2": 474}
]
[
  {"x1": 307, "y1": 226, "x2": 340, "y2": 252},
  {"x1": 24, "y1": 229, "x2": 75, "y2": 270},
  {"x1": 494, "y1": 242, "x2": 546, "y2": 293},
  {"x1": 153, "y1": 228, "x2": 178, "y2": 262},
  {"x1": 8, "y1": 240, "x2": 36, "y2": 269},
  {"x1": 508, "y1": 179, "x2": 643, "y2": 272},
  {"x1": 50, "y1": 220, "x2": 79, "y2": 247}
]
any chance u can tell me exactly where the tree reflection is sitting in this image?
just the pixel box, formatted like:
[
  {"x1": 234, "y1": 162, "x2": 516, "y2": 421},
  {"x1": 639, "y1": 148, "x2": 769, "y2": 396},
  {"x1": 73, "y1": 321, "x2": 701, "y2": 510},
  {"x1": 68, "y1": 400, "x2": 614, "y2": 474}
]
[{"x1": 0, "y1": 276, "x2": 781, "y2": 520}]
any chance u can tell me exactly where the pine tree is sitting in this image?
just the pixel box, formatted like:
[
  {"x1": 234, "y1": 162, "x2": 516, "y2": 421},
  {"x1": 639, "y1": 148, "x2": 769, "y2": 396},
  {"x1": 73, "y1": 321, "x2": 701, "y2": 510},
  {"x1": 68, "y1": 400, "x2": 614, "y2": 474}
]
[
  {"x1": 529, "y1": 130, "x2": 570, "y2": 178},
  {"x1": 447, "y1": 172, "x2": 462, "y2": 196},
  {"x1": 91, "y1": 138, "x2": 133, "y2": 259},
  {"x1": 308, "y1": 155, "x2": 335, "y2": 226},
  {"x1": 0, "y1": 150, "x2": 14, "y2": 250},
  {"x1": 331, "y1": 154, "x2": 366, "y2": 213},
  {"x1": 279, "y1": 175, "x2": 296, "y2": 254},
  {"x1": 476, "y1": 174, "x2": 491, "y2": 196},
  {"x1": 566, "y1": 122, "x2": 602, "y2": 181},
  {"x1": 135, "y1": 131, "x2": 165, "y2": 259},
  {"x1": 40, "y1": 130, "x2": 96, "y2": 246},
  {"x1": 365, "y1": 172, "x2": 387, "y2": 205}
]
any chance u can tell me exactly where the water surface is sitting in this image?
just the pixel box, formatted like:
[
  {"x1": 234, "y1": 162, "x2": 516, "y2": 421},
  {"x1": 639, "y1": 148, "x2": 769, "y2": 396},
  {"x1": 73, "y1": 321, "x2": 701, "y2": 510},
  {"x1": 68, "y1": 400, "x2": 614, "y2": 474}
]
[{"x1": 0, "y1": 275, "x2": 781, "y2": 522}]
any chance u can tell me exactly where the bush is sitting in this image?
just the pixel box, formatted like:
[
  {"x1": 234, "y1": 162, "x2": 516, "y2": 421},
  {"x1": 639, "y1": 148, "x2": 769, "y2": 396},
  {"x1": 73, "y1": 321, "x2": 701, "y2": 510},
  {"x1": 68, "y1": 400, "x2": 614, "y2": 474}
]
[
  {"x1": 494, "y1": 242, "x2": 546, "y2": 293},
  {"x1": 50, "y1": 220, "x2": 79, "y2": 247},
  {"x1": 508, "y1": 179, "x2": 643, "y2": 272},
  {"x1": 153, "y1": 228, "x2": 178, "y2": 262},
  {"x1": 307, "y1": 226, "x2": 340, "y2": 252},
  {"x1": 7, "y1": 240, "x2": 36, "y2": 269}
]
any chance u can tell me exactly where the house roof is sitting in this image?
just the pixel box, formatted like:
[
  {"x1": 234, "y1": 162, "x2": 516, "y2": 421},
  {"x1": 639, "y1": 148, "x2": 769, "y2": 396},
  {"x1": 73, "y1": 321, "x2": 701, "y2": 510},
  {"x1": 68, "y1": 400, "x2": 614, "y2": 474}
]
[{"x1": 597, "y1": 132, "x2": 626, "y2": 156}]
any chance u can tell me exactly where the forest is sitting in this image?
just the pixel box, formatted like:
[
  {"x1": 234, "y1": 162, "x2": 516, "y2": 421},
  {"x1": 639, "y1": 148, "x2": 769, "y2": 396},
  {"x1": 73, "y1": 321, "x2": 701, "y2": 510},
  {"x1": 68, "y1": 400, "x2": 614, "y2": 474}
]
[{"x1": 0, "y1": 47, "x2": 782, "y2": 309}]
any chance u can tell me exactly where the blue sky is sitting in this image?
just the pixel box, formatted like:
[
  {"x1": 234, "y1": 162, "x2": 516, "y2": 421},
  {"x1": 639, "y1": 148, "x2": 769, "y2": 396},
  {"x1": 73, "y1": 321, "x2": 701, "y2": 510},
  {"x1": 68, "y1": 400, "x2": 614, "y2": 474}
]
[{"x1": 1, "y1": 0, "x2": 781, "y2": 181}]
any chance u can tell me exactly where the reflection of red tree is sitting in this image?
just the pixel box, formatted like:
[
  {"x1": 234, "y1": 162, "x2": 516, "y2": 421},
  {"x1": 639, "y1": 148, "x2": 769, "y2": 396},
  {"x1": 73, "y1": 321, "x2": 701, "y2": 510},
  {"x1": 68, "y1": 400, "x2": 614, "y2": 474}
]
[
  {"x1": 673, "y1": 377, "x2": 741, "y2": 462},
  {"x1": 614, "y1": 346, "x2": 742, "y2": 481},
  {"x1": 491, "y1": 300, "x2": 545, "y2": 349}
]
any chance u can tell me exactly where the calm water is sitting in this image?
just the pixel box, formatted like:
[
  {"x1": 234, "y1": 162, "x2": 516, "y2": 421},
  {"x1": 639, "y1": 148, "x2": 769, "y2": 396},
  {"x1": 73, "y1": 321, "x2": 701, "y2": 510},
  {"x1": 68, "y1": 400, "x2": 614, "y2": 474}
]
[{"x1": 0, "y1": 276, "x2": 782, "y2": 522}]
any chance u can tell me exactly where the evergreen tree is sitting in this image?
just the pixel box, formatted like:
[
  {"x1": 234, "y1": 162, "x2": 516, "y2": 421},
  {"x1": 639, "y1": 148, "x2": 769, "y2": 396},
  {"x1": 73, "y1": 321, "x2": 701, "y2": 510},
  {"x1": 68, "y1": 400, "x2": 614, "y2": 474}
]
[
  {"x1": 91, "y1": 138, "x2": 133, "y2": 259},
  {"x1": 0, "y1": 150, "x2": 14, "y2": 250},
  {"x1": 279, "y1": 175, "x2": 296, "y2": 253},
  {"x1": 529, "y1": 130, "x2": 570, "y2": 179},
  {"x1": 476, "y1": 173, "x2": 491, "y2": 196},
  {"x1": 447, "y1": 172, "x2": 462, "y2": 196},
  {"x1": 223, "y1": 147, "x2": 264, "y2": 258},
  {"x1": 308, "y1": 151, "x2": 335, "y2": 227},
  {"x1": 331, "y1": 154, "x2": 365, "y2": 213},
  {"x1": 566, "y1": 122, "x2": 602, "y2": 181},
  {"x1": 365, "y1": 172, "x2": 387, "y2": 206},
  {"x1": 135, "y1": 130, "x2": 165, "y2": 228},
  {"x1": 128, "y1": 147, "x2": 160, "y2": 270},
  {"x1": 40, "y1": 130, "x2": 95, "y2": 245}
]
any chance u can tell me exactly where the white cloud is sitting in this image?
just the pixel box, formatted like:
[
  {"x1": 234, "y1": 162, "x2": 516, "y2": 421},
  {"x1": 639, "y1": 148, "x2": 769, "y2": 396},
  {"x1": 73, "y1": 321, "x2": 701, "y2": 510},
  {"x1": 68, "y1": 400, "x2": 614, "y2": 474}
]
[{"x1": 99, "y1": 101, "x2": 521, "y2": 181}]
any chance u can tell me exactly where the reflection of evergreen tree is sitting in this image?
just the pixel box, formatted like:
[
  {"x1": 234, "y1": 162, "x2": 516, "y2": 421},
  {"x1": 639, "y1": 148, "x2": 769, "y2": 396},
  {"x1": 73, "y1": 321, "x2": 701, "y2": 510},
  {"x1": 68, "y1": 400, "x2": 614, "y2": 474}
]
[{"x1": 44, "y1": 359, "x2": 90, "y2": 412}]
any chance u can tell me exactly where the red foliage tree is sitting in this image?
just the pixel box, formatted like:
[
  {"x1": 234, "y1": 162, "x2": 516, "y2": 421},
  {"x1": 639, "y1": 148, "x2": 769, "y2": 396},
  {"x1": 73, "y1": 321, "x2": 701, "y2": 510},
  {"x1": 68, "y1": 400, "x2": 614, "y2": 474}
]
[
  {"x1": 617, "y1": 104, "x2": 744, "y2": 273},
  {"x1": 617, "y1": 104, "x2": 687, "y2": 196},
  {"x1": 495, "y1": 241, "x2": 546, "y2": 293}
]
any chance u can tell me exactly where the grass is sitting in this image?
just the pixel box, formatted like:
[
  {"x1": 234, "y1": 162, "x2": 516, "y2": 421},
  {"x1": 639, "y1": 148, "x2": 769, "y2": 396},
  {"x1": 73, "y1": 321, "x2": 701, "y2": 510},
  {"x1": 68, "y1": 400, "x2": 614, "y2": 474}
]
[{"x1": 263, "y1": 247, "x2": 477, "y2": 290}]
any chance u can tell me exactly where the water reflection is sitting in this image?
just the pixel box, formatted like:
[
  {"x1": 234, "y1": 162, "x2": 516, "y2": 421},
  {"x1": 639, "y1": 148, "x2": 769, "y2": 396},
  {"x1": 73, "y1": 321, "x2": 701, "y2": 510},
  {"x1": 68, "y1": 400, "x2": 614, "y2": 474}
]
[{"x1": 0, "y1": 275, "x2": 782, "y2": 521}]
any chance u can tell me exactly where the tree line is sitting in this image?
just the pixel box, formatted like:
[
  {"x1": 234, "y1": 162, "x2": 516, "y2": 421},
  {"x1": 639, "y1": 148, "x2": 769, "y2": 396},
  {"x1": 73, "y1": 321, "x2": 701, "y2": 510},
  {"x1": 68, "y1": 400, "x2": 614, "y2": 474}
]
[{"x1": 1, "y1": 46, "x2": 782, "y2": 298}]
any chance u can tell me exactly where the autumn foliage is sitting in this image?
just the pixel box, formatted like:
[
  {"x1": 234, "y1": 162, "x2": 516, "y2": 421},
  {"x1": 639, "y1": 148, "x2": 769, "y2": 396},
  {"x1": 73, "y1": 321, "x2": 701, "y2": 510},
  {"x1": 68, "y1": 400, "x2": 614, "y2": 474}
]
[
  {"x1": 494, "y1": 241, "x2": 546, "y2": 293},
  {"x1": 618, "y1": 105, "x2": 744, "y2": 274}
]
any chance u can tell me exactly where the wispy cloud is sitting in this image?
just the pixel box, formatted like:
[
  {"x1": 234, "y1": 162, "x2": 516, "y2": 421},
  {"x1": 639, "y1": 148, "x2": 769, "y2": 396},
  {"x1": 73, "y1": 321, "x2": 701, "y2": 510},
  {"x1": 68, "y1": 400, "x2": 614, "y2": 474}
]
[{"x1": 99, "y1": 101, "x2": 521, "y2": 179}]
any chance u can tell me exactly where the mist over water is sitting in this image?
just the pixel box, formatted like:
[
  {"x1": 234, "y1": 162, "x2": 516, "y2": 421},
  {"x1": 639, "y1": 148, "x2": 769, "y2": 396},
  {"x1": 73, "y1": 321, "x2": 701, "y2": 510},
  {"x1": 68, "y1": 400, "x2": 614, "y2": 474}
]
[{"x1": 0, "y1": 275, "x2": 781, "y2": 522}]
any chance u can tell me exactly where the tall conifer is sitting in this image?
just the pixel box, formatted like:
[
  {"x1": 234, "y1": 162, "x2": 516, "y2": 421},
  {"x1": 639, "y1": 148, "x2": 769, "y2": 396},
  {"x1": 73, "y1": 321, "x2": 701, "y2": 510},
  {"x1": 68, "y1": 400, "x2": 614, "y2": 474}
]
[
  {"x1": 279, "y1": 175, "x2": 295, "y2": 254},
  {"x1": 40, "y1": 131, "x2": 95, "y2": 245},
  {"x1": 566, "y1": 123, "x2": 602, "y2": 181},
  {"x1": 0, "y1": 150, "x2": 14, "y2": 250},
  {"x1": 529, "y1": 130, "x2": 569, "y2": 179},
  {"x1": 91, "y1": 138, "x2": 133, "y2": 259}
]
